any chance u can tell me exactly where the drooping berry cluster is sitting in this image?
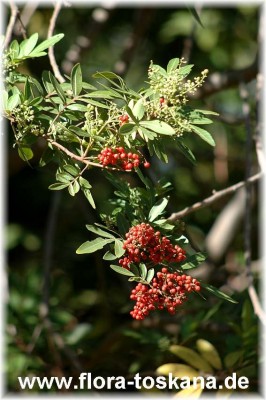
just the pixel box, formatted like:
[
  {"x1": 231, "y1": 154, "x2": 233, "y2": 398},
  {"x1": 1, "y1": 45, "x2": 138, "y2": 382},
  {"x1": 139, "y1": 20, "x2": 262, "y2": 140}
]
[
  {"x1": 98, "y1": 147, "x2": 150, "y2": 171},
  {"x1": 130, "y1": 268, "x2": 201, "y2": 320},
  {"x1": 119, "y1": 223, "x2": 186, "y2": 269}
]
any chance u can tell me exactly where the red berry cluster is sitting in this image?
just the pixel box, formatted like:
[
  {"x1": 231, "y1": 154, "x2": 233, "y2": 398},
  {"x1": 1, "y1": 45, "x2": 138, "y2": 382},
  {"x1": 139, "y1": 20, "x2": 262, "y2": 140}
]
[
  {"x1": 119, "y1": 114, "x2": 129, "y2": 126},
  {"x1": 119, "y1": 223, "x2": 186, "y2": 269},
  {"x1": 98, "y1": 147, "x2": 150, "y2": 171},
  {"x1": 130, "y1": 267, "x2": 201, "y2": 320}
]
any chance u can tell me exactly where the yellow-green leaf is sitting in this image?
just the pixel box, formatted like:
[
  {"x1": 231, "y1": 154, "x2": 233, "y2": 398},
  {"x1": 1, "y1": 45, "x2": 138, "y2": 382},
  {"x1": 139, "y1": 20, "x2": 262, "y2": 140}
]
[
  {"x1": 196, "y1": 339, "x2": 222, "y2": 370},
  {"x1": 169, "y1": 345, "x2": 213, "y2": 373},
  {"x1": 156, "y1": 364, "x2": 199, "y2": 380}
]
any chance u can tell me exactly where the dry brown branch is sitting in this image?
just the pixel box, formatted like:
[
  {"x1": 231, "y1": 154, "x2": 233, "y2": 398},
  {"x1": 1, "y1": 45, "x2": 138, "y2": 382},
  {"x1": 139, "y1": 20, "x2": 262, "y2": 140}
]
[
  {"x1": 168, "y1": 172, "x2": 262, "y2": 221},
  {"x1": 4, "y1": 1, "x2": 19, "y2": 48},
  {"x1": 248, "y1": 284, "x2": 266, "y2": 324},
  {"x1": 47, "y1": 1, "x2": 65, "y2": 83},
  {"x1": 14, "y1": 2, "x2": 39, "y2": 34}
]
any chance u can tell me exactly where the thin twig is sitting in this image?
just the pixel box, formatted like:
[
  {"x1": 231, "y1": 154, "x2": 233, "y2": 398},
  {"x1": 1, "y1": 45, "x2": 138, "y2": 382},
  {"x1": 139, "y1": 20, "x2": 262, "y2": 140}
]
[
  {"x1": 43, "y1": 135, "x2": 131, "y2": 172},
  {"x1": 168, "y1": 172, "x2": 262, "y2": 221},
  {"x1": 44, "y1": 136, "x2": 102, "y2": 168},
  {"x1": 190, "y1": 60, "x2": 258, "y2": 99},
  {"x1": 47, "y1": 1, "x2": 65, "y2": 83},
  {"x1": 4, "y1": 1, "x2": 19, "y2": 48}
]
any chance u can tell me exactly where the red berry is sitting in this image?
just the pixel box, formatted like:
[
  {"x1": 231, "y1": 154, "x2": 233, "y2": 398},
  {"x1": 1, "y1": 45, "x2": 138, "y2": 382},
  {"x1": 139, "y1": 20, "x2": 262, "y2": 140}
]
[{"x1": 144, "y1": 161, "x2": 150, "y2": 168}]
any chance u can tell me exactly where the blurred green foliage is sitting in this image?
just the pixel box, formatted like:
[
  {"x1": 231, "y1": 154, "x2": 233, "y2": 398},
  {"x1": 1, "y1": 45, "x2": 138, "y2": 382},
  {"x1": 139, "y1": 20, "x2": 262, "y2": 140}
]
[{"x1": 6, "y1": 4, "x2": 260, "y2": 395}]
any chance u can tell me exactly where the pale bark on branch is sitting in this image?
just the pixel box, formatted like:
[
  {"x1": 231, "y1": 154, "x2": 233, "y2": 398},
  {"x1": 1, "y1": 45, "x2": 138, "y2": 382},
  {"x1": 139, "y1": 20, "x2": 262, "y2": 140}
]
[{"x1": 168, "y1": 172, "x2": 262, "y2": 221}]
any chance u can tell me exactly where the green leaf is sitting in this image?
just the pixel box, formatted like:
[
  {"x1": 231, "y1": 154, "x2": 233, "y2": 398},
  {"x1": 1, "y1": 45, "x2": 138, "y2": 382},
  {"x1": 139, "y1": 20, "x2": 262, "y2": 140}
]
[
  {"x1": 1, "y1": 90, "x2": 8, "y2": 110},
  {"x1": 18, "y1": 146, "x2": 33, "y2": 161},
  {"x1": 124, "y1": 105, "x2": 138, "y2": 123},
  {"x1": 148, "y1": 197, "x2": 168, "y2": 222},
  {"x1": 119, "y1": 123, "x2": 137, "y2": 135},
  {"x1": 146, "y1": 268, "x2": 155, "y2": 283},
  {"x1": 135, "y1": 168, "x2": 151, "y2": 189},
  {"x1": 85, "y1": 225, "x2": 115, "y2": 239},
  {"x1": 9, "y1": 40, "x2": 20, "y2": 59},
  {"x1": 49, "y1": 72, "x2": 66, "y2": 103},
  {"x1": 42, "y1": 71, "x2": 54, "y2": 94},
  {"x1": 151, "y1": 64, "x2": 167, "y2": 77},
  {"x1": 7, "y1": 93, "x2": 20, "y2": 110},
  {"x1": 139, "y1": 263, "x2": 147, "y2": 280},
  {"x1": 132, "y1": 98, "x2": 145, "y2": 120},
  {"x1": 179, "y1": 64, "x2": 194, "y2": 77},
  {"x1": 85, "y1": 90, "x2": 115, "y2": 99},
  {"x1": 195, "y1": 109, "x2": 219, "y2": 116},
  {"x1": 167, "y1": 58, "x2": 180, "y2": 73},
  {"x1": 110, "y1": 265, "x2": 135, "y2": 277},
  {"x1": 128, "y1": 276, "x2": 147, "y2": 283},
  {"x1": 83, "y1": 189, "x2": 96, "y2": 208},
  {"x1": 79, "y1": 177, "x2": 92, "y2": 189},
  {"x1": 114, "y1": 239, "x2": 125, "y2": 257},
  {"x1": 130, "y1": 264, "x2": 139, "y2": 276},
  {"x1": 200, "y1": 282, "x2": 238, "y2": 303},
  {"x1": 67, "y1": 103, "x2": 88, "y2": 112},
  {"x1": 93, "y1": 71, "x2": 121, "y2": 80},
  {"x1": 152, "y1": 141, "x2": 168, "y2": 162},
  {"x1": 49, "y1": 182, "x2": 69, "y2": 190},
  {"x1": 115, "y1": 239, "x2": 125, "y2": 258},
  {"x1": 181, "y1": 253, "x2": 206, "y2": 270},
  {"x1": 103, "y1": 251, "x2": 117, "y2": 261},
  {"x1": 68, "y1": 180, "x2": 80, "y2": 196},
  {"x1": 76, "y1": 238, "x2": 114, "y2": 254},
  {"x1": 68, "y1": 125, "x2": 89, "y2": 137},
  {"x1": 29, "y1": 33, "x2": 64, "y2": 56},
  {"x1": 190, "y1": 125, "x2": 215, "y2": 146},
  {"x1": 71, "y1": 63, "x2": 83, "y2": 96},
  {"x1": 63, "y1": 164, "x2": 80, "y2": 176},
  {"x1": 190, "y1": 117, "x2": 213, "y2": 125},
  {"x1": 85, "y1": 99, "x2": 109, "y2": 109},
  {"x1": 139, "y1": 127, "x2": 157, "y2": 140},
  {"x1": 56, "y1": 172, "x2": 73, "y2": 183},
  {"x1": 140, "y1": 120, "x2": 176, "y2": 136},
  {"x1": 19, "y1": 33, "x2": 38, "y2": 57},
  {"x1": 176, "y1": 140, "x2": 196, "y2": 165}
]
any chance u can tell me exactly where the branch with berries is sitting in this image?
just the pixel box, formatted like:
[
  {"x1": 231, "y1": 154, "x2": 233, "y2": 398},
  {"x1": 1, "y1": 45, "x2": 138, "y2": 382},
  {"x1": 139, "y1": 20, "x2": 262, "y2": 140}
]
[{"x1": 2, "y1": 33, "x2": 237, "y2": 320}]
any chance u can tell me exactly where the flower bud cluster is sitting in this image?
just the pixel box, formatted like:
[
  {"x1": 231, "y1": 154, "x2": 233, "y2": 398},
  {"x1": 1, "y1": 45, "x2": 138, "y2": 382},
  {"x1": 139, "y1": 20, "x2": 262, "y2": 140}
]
[
  {"x1": 130, "y1": 267, "x2": 201, "y2": 320},
  {"x1": 119, "y1": 223, "x2": 186, "y2": 269},
  {"x1": 82, "y1": 105, "x2": 105, "y2": 135},
  {"x1": 11, "y1": 103, "x2": 44, "y2": 137},
  {"x1": 145, "y1": 59, "x2": 209, "y2": 137},
  {"x1": 98, "y1": 147, "x2": 150, "y2": 171}
]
